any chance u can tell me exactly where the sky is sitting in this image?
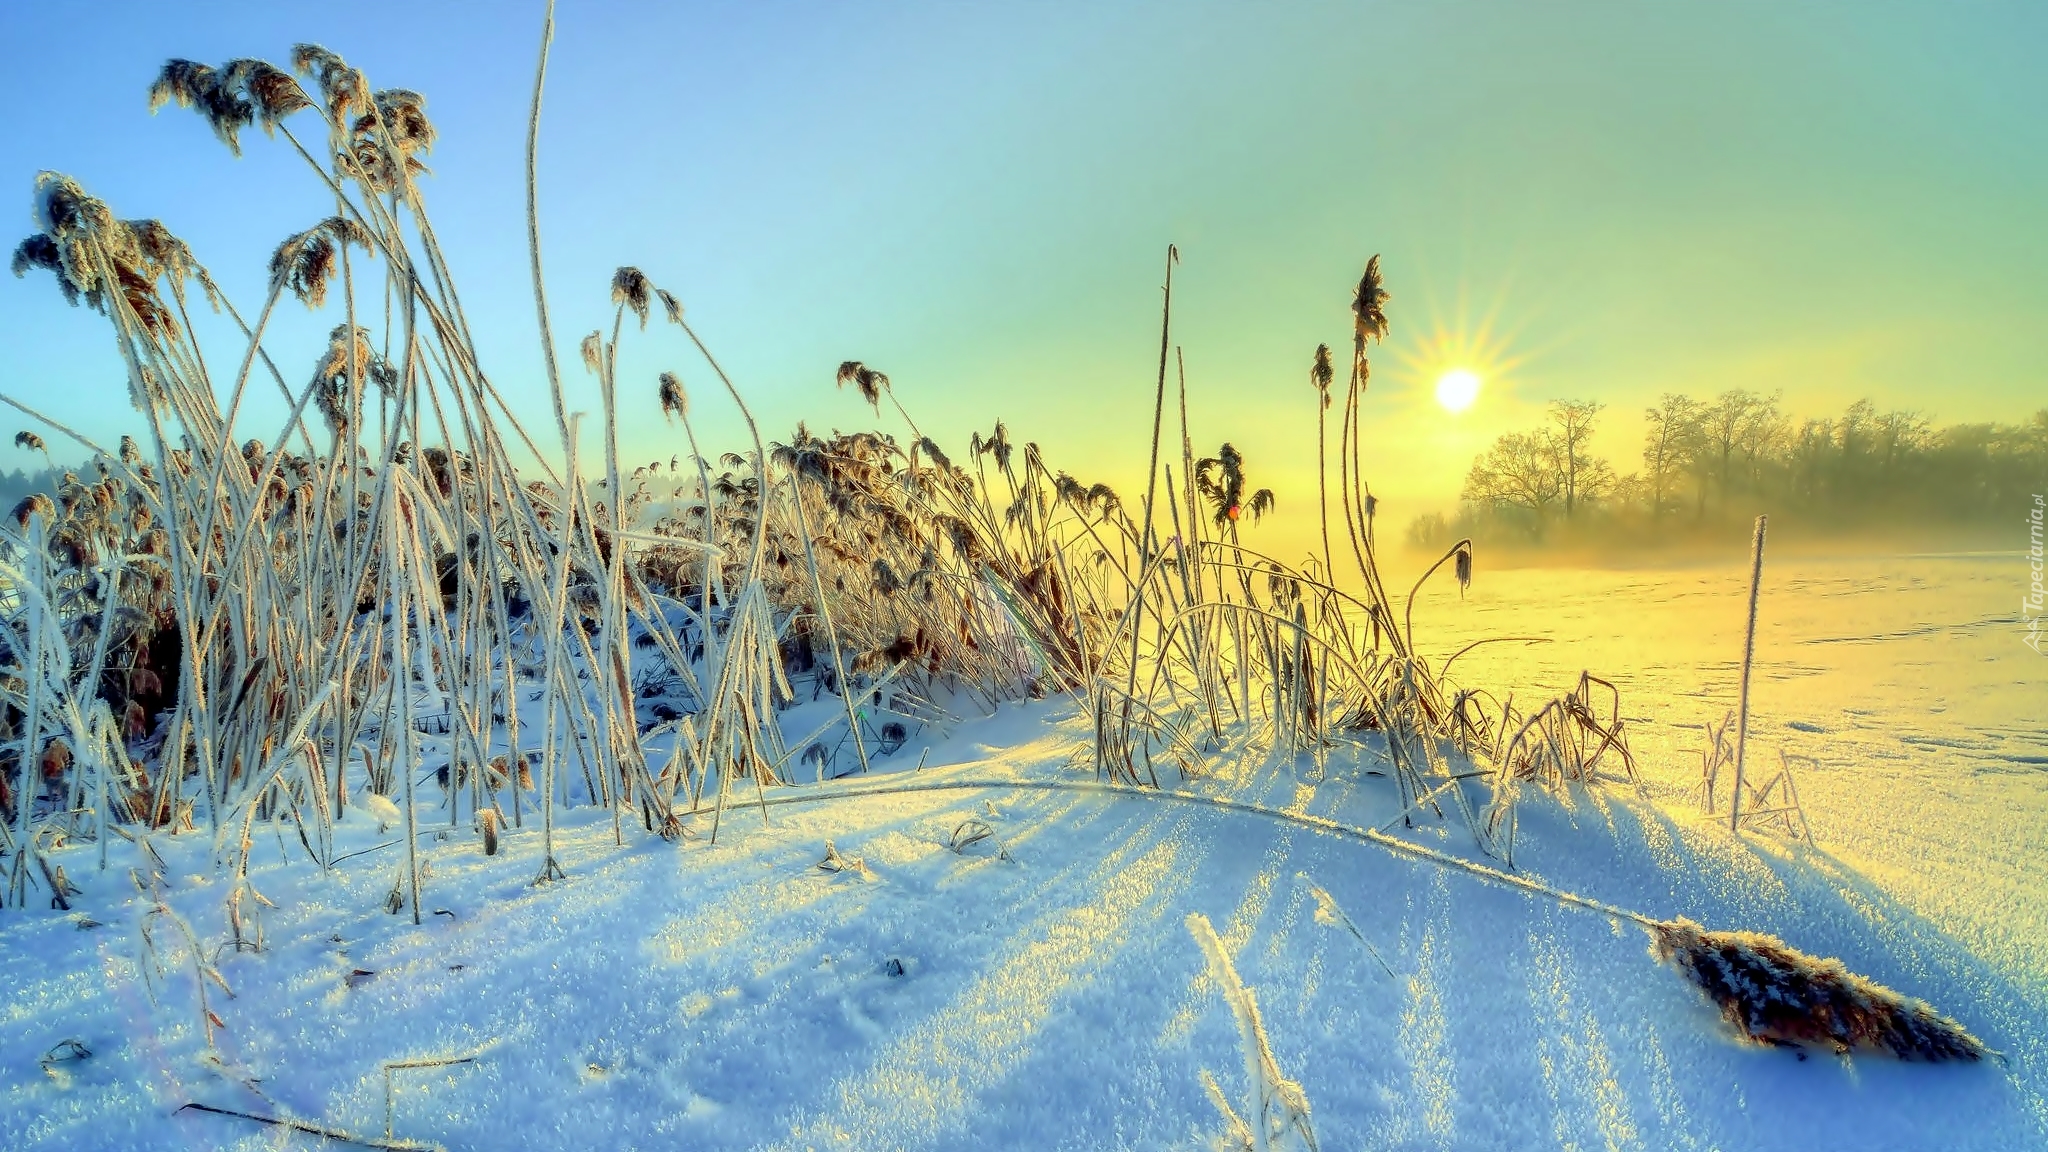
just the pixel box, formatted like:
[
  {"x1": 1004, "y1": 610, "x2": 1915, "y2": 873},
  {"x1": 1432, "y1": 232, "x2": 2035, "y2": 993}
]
[{"x1": 1, "y1": 0, "x2": 2043, "y2": 562}]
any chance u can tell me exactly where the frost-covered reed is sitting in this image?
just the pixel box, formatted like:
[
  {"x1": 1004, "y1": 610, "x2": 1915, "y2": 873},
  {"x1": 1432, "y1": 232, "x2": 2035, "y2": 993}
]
[
  {"x1": 0, "y1": 29, "x2": 1631, "y2": 939},
  {"x1": 1188, "y1": 911, "x2": 1319, "y2": 1152}
]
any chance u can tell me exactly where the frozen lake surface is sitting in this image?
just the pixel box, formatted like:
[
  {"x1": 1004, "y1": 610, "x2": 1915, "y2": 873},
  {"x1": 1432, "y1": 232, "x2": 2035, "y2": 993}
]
[{"x1": 1407, "y1": 550, "x2": 2048, "y2": 999}]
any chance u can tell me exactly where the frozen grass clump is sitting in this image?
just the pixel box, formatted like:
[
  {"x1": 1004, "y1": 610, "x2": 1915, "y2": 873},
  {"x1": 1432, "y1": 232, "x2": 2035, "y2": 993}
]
[
  {"x1": 1649, "y1": 917, "x2": 1988, "y2": 1062},
  {"x1": 0, "y1": 12, "x2": 1643, "y2": 952}
]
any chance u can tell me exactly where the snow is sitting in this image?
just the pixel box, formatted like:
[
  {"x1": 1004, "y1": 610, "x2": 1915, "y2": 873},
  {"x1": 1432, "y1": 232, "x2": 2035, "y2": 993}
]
[
  {"x1": 5, "y1": 554, "x2": 2045, "y2": 1150},
  {"x1": 1406, "y1": 552, "x2": 2048, "y2": 994}
]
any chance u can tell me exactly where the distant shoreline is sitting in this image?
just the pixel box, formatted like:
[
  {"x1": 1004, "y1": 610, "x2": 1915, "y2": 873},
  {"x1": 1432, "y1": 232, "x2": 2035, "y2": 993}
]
[{"x1": 1403, "y1": 530, "x2": 2027, "y2": 571}]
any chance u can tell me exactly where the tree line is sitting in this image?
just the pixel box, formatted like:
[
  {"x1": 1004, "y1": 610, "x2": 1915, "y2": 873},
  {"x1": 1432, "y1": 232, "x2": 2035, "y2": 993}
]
[
  {"x1": 0, "y1": 464, "x2": 67, "y2": 512},
  {"x1": 1410, "y1": 391, "x2": 2048, "y2": 550}
]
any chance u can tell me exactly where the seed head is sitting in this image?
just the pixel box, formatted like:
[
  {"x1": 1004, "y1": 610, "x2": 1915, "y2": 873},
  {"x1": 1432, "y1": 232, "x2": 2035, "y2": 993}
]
[
  {"x1": 658, "y1": 372, "x2": 688, "y2": 420},
  {"x1": 1351, "y1": 254, "x2": 1390, "y2": 352},
  {"x1": 611, "y1": 267, "x2": 651, "y2": 329}
]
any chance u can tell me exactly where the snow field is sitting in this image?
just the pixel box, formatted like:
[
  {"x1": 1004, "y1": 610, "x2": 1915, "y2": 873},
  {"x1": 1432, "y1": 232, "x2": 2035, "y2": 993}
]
[{"x1": 5, "y1": 701, "x2": 2041, "y2": 1150}]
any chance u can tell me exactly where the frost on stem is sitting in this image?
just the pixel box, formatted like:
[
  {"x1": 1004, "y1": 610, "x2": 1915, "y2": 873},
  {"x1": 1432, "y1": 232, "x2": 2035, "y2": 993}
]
[{"x1": 1186, "y1": 912, "x2": 1319, "y2": 1152}]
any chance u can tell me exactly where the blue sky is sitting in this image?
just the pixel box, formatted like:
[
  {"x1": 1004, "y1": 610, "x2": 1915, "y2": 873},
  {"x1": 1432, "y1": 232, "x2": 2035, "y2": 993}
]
[{"x1": 2, "y1": 1, "x2": 2043, "y2": 554}]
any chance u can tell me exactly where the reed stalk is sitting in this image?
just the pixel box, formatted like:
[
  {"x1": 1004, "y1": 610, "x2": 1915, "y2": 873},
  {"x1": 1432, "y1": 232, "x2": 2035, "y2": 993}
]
[{"x1": 1731, "y1": 513, "x2": 1767, "y2": 832}]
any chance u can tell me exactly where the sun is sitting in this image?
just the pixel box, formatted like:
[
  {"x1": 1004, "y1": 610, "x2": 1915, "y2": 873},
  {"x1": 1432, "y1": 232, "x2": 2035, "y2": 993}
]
[
  {"x1": 1389, "y1": 289, "x2": 1527, "y2": 418},
  {"x1": 1434, "y1": 368, "x2": 1482, "y2": 413}
]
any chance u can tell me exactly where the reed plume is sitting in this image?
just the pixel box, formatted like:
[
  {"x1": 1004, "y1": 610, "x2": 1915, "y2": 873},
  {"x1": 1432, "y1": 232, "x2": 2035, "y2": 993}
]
[
  {"x1": 657, "y1": 372, "x2": 688, "y2": 420},
  {"x1": 269, "y1": 217, "x2": 373, "y2": 309},
  {"x1": 1351, "y1": 254, "x2": 1389, "y2": 362},
  {"x1": 1311, "y1": 343, "x2": 1334, "y2": 575},
  {"x1": 835, "y1": 361, "x2": 889, "y2": 412},
  {"x1": 1650, "y1": 918, "x2": 1988, "y2": 1062},
  {"x1": 611, "y1": 266, "x2": 652, "y2": 329}
]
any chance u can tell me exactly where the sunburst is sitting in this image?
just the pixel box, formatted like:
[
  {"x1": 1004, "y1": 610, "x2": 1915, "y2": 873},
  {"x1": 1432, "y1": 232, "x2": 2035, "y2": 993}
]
[{"x1": 1388, "y1": 278, "x2": 1534, "y2": 417}]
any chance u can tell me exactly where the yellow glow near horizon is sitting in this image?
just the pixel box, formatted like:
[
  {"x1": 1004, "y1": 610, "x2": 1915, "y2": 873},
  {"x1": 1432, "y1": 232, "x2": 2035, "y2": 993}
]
[{"x1": 1435, "y1": 369, "x2": 1482, "y2": 413}]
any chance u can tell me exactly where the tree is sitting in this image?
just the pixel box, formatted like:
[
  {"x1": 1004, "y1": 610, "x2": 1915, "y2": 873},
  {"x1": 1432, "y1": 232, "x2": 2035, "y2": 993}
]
[
  {"x1": 1735, "y1": 393, "x2": 1786, "y2": 493},
  {"x1": 1575, "y1": 453, "x2": 1618, "y2": 513},
  {"x1": 1703, "y1": 390, "x2": 1763, "y2": 511},
  {"x1": 1405, "y1": 510, "x2": 1452, "y2": 551},
  {"x1": 1642, "y1": 393, "x2": 1699, "y2": 520},
  {"x1": 1609, "y1": 471, "x2": 1650, "y2": 515},
  {"x1": 1873, "y1": 408, "x2": 1930, "y2": 480},
  {"x1": 1789, "y1": 417, "x2": 1832, "y2": 507},
  {"x1": 1462, "y1": 430, "x2": 1565, "y2": 532},
  {"x1": 1428, "y1": 394, "x2": 2048, "y2": 549},
  {"x1": 1549, "y1": 399, "x2": 1606, "y2": 521},
  {"x1": 1834, "y1": 399, "x2": 1877, "y2": 501}
]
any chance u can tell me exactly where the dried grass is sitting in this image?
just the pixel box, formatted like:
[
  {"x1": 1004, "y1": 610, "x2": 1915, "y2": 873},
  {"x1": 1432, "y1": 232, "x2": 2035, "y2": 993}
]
[
  {"x1": 814, "y1": 840, "x2": 873, "y2": 881},
  {"x1": 946, "y1": 817, "x2": 1010, "y2": 861},
  {"x1": 1649, "y1": 917, "x2": 1988, "y2": 1061}
]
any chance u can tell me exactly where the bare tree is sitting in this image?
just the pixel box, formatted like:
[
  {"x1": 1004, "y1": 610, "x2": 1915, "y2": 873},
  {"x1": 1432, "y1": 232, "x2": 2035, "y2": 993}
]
[
  {"x1": 1462, "y1": 430, "x2": 1565, "y2": 531},
  {"x1": 1548, "y1": 399, "x2": 1606, "y2": 521},
  {"x1": 1874, "y1": 408, "x2": 1930, "y2": 478},
  {"x1": 1735, "y1": 392, "x2": 1785, "y2": 492},
  {"x1": 1834, "y1": 399, "x2": 1877, "y2": 500},
  {"x1": 1703, "y1": 390, "x2": 1762, "y2": 511},
  {"x1": 1432, "y1": 394, "x2": 2047, "y2": 546},
  {"x1": 1789, "y1": 417, "x2": 1833, "y2": 505},
  {"x1": 1642, "y1": 393, "x2": 1699, "y2": 520}
]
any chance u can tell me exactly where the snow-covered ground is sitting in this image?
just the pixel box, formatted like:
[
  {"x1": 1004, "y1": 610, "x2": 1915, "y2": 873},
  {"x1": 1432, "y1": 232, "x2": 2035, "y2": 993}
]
[
  {"x1": 1407, "y1": 550, "x2": 2048, "y2": 1005},
  {"x1": 5, "y1": 553, "x2": 2045, "y2": 1150}
]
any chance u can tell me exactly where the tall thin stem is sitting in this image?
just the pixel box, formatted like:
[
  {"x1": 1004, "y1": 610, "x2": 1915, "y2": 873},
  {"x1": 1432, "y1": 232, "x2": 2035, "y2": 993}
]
[
  {"x1": 1137, "y1": 244, "x2": 1178, "y2": 565},
  {"x1": 1114, "y1": 244, "x2": 1176, "y2": 786},
  {"x1": 525, "y1": 0, "x2": 570, "y2": 452},
  {"x1": 1315, "y1": 380, "x2": 1331, "y2": 580},
  {"x1": 1731, "y1": 514, "x2": 1767, "y2": 832},
  {"x1": 788, "y1": 472, "x2": 870, "y2": 777},
  {"x1": 1403, "y1": 538, "x2": 1472, "y2": 655}
]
